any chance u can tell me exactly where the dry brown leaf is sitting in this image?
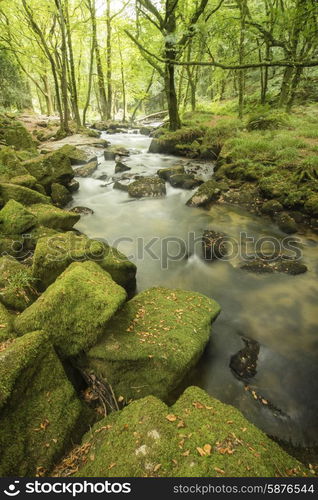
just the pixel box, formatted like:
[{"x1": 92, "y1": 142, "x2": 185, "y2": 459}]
[
  {"x1": 196, "y1": 447, "x2": 206, "y2": 457},
  {"x1": 203, "y1": 444, "x2": 212, "y2": 455},
  {"x1": 166, "y1": 414, "x2": 177, "y2": 422},
  {"x1": 153, "y1": 464, "x2": 161, "y2": 472},
  {"x1": 214, "y1": 467, "x2": 225, "y2": 474}
]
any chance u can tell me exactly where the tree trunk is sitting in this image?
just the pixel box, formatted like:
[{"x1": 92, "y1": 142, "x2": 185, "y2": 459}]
[
  {"x1": 165, "y1": 0, "x2": 181, "y2": 131},
  {"x1": 65, "y1": 0, "x2": 81, "y2": 128},
  {"x1": 55, "y1": 0, "x2": 71, "y2": 133},
  {"x1": 278, "y1": 66, "x2": 294, "y2": 107},
  {"x1": 83, "y1": 38, "x2": 95, "y2": 125},
  {"x1": 118, "y1": 35, "x2": 126, "y2": 122},
  {"x1": 89, "y1": 0, "x2": 108, "y2": 120},
  {"x1": 286, "y1": 67, "x2": 303, "y2": 112},
  {"x1": 106, "y1": 0, "x2": 112, "y2": 120}
]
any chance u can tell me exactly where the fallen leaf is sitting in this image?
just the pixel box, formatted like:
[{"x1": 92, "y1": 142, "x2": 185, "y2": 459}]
[
  {"x1": 166, "y1": 414, "x2": 177, "y2": 422},
  {"x1": 197, "y1": 447, "x2": 206, "y2": 457},
  {"x1": 108, "y1": 463, "x2": 116, "y2": 470},
  {"x1": 182, "y1": 450, "x2": 190, "y2": 456},
  {"x1": 203, "y1": 444, "x2": 212, "y2": 455},
  {"x1": 153, "y1": 464, "x2": 161, "y2": 472},
  {"x1": 214, "y1": 467, "x2": 225, "y2": 474}
]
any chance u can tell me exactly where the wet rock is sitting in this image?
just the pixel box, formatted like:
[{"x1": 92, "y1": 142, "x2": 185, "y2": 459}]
[
  {"x1": 230, "y1": 337, "x2": 260, "y2": 380},
  {"x1": 74, "y1": 160, "x2": 98, "y2": 178},
  {"x1": 169, "y1": 173, "x2": 203, "y2": 190},
  {"x1": 15, "y1": 261, "x2": 127, "y2": 357},
  {"x1": 97, "y1": 173, "x2": 108, "y2": 181},
  {"x1": 157, "y1": 164, "x2": 185, "y2": 181},
  {"x1": 260, "y1": 200, "x2": 284, "y2": 216},
  {"x1": 70, "y1": 206, "x2": 94, "y2": 215},
  {"x1": 115, "y1": 161, "x2": 131, "y2": 174},
  {"x1": 186, "y1": 179, "x2": 225, "y2": 207},
  {"x1": 139, "y1": 126, "x2": 154, "y2": 136},
  {"x1": 240, "y1": 256, "x2": 307, "y2": 275},
  {"x1": 28, "y1": 203, "x2": 80, "y2": 231},
  {"x1": 113, "y1": 181, "x2": 129, "y2": 192},
  {"x1": 275, "y1": 212, "x2": 298, "y2": 234},
  {"x1": 128, "y1": 177, "x2": 166, "y2": 198},
  {"x1": 67, "y1": 179, "x2": 80, "y2": 193},
  {"x1": 104, "y1": 147, "x2": 129, "y2": 161},
  {"x1": 51, "y1": 183, "x2": 72, "y2": 208},
  {"x1": 57, "y1": 144, "x2": 97, "y2": 165},
  {"x1": 202, "y1": 230, "x2": 228, "y2": 261}
]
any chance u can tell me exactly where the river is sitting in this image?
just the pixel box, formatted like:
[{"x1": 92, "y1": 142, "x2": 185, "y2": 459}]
[{"x1": 71, "y1": 130, "x2": 318, "y2": 448}]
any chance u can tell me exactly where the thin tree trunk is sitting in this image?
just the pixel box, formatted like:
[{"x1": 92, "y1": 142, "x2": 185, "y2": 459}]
[
  {"x1": 165, "y1": 0, "x2": 181, "y2": 131},
  {"x1": 286, "y1": 67, "x2": 303, "y2": 112},
  {"x1": 55, "y1": 0, "x2": 71, "y2": 133},
  {"x1": 89, "y1": 0, "x2": 108, "y2": 120},
  {"x1": 130, "y1": 70, "x2": 155, "y2": 123},
  {"x1": 83, "y1": 38, "x2": 95, "y2": 125},
  {"x1": 118, "y1": 34, "x2": 126, "y2": 122},
  {"x1": 106, "y1": 0, "x2": 112, "y2": 120},
  {"x1": 65, "y1": 0, "x2": 81, "y2": 127}
]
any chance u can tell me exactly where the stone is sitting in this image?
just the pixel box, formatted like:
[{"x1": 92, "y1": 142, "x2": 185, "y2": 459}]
[
  {"x1": 240, "y1": 256, "x2": 307, "y2": 275},
  {"x1": 28, "y1": 204, "x2": 80, "y2": 231},
  {"x1": 0, "y1": 331, "x2": 91, "y2": 476},
  {"x1": 275, "y1": 212, "x2": 298, "y2": 234},
  {"x1": 67, "y1": 179, "x2": 80, "y2": 193},
  {"x1": 260, "y1": 200, "x2": 284, "y2": 216},
  {"x1": 128, "y1": 177, "x2": 166, "y2": 198},
  {"x1": 186, "y1": 180, "x2": 223, "y2": 207},
  {"x1": 0, "y1": 183, "x2": 51, "y2": 206},
  {"x1": 0, "y1": 302, "x2": 14, "y2": 341},
  {"x1": 51, "y1": 183, "x2": 72, "y2": 208},
  {"x1": 0, "y1": 256, "x2": 38, "y2": 311},
  {"x1": 115, "y1": 162, "x2": 131, "y2": 174},
  {"x1": 113, "y1": 181, "x2": 129, "y2": 192},
  {"x1": 0, "y1": 200, "x2": 37, "y2": 234},
  {"x1": 74, "y1": 161, "x2": 98, "y2": 178},
  {"x1": 57, "y1": 144, "x2": 97, "y2": 165},
  {"x1": 169, "y1": 173, "x2": 203, "y2": 190},
  {"x1": 202, "y1": 230, "x2": 228, "y2": 261},
  {"x1": 70, "y1": 206, "x2": 94, "y2": 215},
  {"x1": 23, "y1": 150, "x2": 74, "y2": 193},
  {"x1": 15, "y1": 261, "x2": 127, "y2": 357},
  {"x1": 82, "y1": 287, "x2": 220, "y2": 402},
  {"x1": 0, "y1": 116, "x2": 36, "y2": 151},
  {"x1": 157, "y1": 165, "x2": 185, "y2": 181}
]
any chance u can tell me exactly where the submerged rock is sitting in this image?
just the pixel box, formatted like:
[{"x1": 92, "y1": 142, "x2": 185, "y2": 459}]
[
  {"x1": 70, "y1": 206, "x2": 94, "y2": 215},
  {"x1": 0, "y1": 256, "x2": 38, "y2": 311},
  {"x1": 28, "y1": 204, "x2": 80, "y2": 230},
  {"x1": 32, "y1": 231, "x2": 136, "y2": 291},
  {"x1": 54, "y1": 386, "x2": 306, "y2": 478},
  {"x1": 128, "y1": 177, "x2": 166, "y2": 198},
  {"x1": 169, "y1": 173, "x2": 203, "y2": 190},
  {"x1": 230, "y1": 337, "x2": 260, "y2": 380},
  {"x1": 157, "y1": 164, "x2": 185, "y2": 181},
  {"x1": 82, "y1": 287, "x2": 220, "y2": 402},
  {"x1": 67, "y1": 179, "x2": 80, "y2": 193},
  {"x1": 202, "y1": 230, "x2": 228, "y2": 260},
  {"x1": 0, "y1": 331, "x2": 91, "y2": 476},
  {"x1": 0, "y1": 199, "x2": 37, "y2": 234},
  {"x1": 104, "y1": 147, "x2": 130, "y2": 161},
  {"x1": 275, "y1": 212, "x2": 298, "y2": 234},
  {"x1": 240, "y1": 256, "x2": 307, "y2": 275},
  {"x1": 15, "y1": 261, "x2": 127, "y2": 357},
  {"x1": 115, "y1": 161, "x2": 131, "y2": 174},
  {"x1": 113, "y1": 180, "x2": 129, "y2": 192}
]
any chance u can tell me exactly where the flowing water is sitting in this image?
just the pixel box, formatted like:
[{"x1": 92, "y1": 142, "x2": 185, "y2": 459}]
[{"x1": 71, "y1": 131, "x2": 318, "y2": 447}]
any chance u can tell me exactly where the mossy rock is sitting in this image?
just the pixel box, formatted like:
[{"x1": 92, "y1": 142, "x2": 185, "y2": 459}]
[
  {"x1": 0, "y1": 200, "x2": 37, "y2": 234},
  {"x1": 51, "y1": 183, "x2": 72, "y2": 208},
  {"x1": 10, "y1": 174, "x2": 38, "y2": 189},
  {"x1": 32, "y1": 232, "x2": 136, "y2": 292},
  {"x1": 23, "y1": 150, "x2": 74, "y2": 193},
  {"x1": 260, "y1": 200, "x2": 284, "y2": 215},
  {"x1": 0, "y1": 302, "x2": 15, "y2": 341},
  {"x1": 0, "y1": 147, "x2": 28, "y2": 173},
  {"x1": 128, "y1": 177, "x2": 166, "y2": 198},
  {"x1": 0, "y1": 182, "x2": 51, "y2": 206},
  {"x1": 0, "y1": 234, "x2": 25, "y2": 259},
  {"x1": 0, "y1": 117, "x2": 36, "y2": 151},
  {"x1": 55, "y1": 386, "x2": 306, "y2": 478},
  {"x1": 186, "y1": 179, "x2": 225, "y2": 208},
  {"x1": 57, "y1": 144, "x2": 95, "y2": 165},
  {"x1": 275, "y1": 212, "x2": 298, "y2": 234},
  {"x1": 28, "y1": 204, "x2": 80, "y2": 230},
  {"x1": 149, "y1": 128, "x2": 204, "y2": 156},
  {"x1": 0, "y1": 331, "x2": 91, "y2": 476},
  {"x1": 0, "y1": 256, "x2": 38, "y2": 311},
  {"x1": 157, "y1": 165, "x2": 185, "y2": 181},
  {"x1": 304, "y1": 194, "x2": 318, "y2": 217},
  {"x1": 82, "y1": 287, "x2": 220, "y2": 402},
  {"x1": 15, "y1": 261, "x2": 127, "y2": 357}
]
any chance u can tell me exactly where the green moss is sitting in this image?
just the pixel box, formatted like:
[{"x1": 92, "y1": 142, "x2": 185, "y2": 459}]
[
  {"x1": 0, "y1": 199, "x2": 37, "y2": 234},
  {"x1": 23, "y1": 150, "x2": 74, "y2": 193},
  {"x1": 0, "y1": 302, "x2": 15, "y2": 341},
  {"x1": 0, "y1": 331, "x2": 91, "y2": 476},
  {"x1": 246, "y1": 111, "x2": 290, "y2": 131},
  {"x1": 0, "y1": 256, "x2": 38, "y2": 311},
  {"x1": 28, "y1": 203, "x2": 80, "y2": 230},
  {"x1": 128, "y1": 178, "x2": 166, "y2": 198},
  {"x1": 32, "y1": 232, "x2": 136, "y2": 291},
  {"x1": 0, "y1": 117, "x2": 36, "y2": 151},
  {"x1": 0, "y1": 182, "x2": 51, "y2": 206},
  {"x1": 186, "y1": 179, "x2": 227, "y2": 207},
  {"x1": 10, "y1": 174, "x2": 38, "y2": 189},
  {"x1": 51, "y1": 183, "x2": 72, "y2": 208},
  {"x1": 0, "y1": 234, "x2": 25, "y2": 259},
  {"x1": 56, "y1": 386, "x2": 307, "y2": 478},
  {"x1": 56, "y1": 144, "x2": 89, "y2": 165},
  {"x1": 304, "y1": 194, "x2": 318, "y2": 216},
  {"x1": 83, "y1": 287, "x2": 220, "y2": 402},
  {"x1": 15, "y1": 261, "x2": 127, "y2": 357}
]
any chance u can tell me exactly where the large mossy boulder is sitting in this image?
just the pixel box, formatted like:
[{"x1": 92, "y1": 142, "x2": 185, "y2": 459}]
[
  {"x1": 28, "y1": 204, "x2": 80, "y2": 230},
  {"x1": 0, "y1": 331, "x2": 91, "y2": 476},
  {"x1": 50, "y1": 183, "x2": 72, "y2": 208},
  {"x1": 57, "y1": 144, "x2": 97, "y2": 165},
  {"x1": 128, "y1": 177, "x2": 166, "y2": 198},
  {"x1": 0, "y1": 303, "x2": 14, "y2": 341},
  {"x1": 0, "y1": 256, "x2": 38, "y2": 311},
  {"x1": 32, "y1": 232, "x2": 136, "y2": 291},
  {"x1": 23, "y1": 150, "x2": 74, "y2": 193},
  {"x1": 186, "y1": 179, "x2": 225, "y2": 208},
  {"x1": 15, "y1": 261, "x2": 127, "y2": 357},
  {"x1": 82, "y1": 287, "x2": 220, "y2": 402},
  {"x1": 0, "y1": 183, "x2": 51, "y2": 206},
  {"x1": 0, "y1": 200, "x2": 37, "y2": 234},
  {"x1": 55, "y1": 386, "x2": 306, "y2": 478},
  {"x1": 0, "y1": 116, "x2": 36, "y2": 151},
  {"x1": 157, "y1": 164, "x2": 185, "y2": 181}
]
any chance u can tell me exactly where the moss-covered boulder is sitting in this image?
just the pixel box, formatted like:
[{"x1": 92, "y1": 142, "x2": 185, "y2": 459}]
[
  {"x1": 128, "y1": 177, "x2": 166, "y2": 198},
  {"x1": 157, "y1": 165, "x2": 185, "y2": 181},
  {"x1": 15, "y1": 261, "x2": 127, "y2": 357},
  {"x1": 186, "y1": 179, "x2": 225, "y2": 208},
  {"x1": 304, "y1": 194, "x2": 318, "y2": 217},
  {"x1": 0, "y1": 331, "x2": 91, "y2": 476},
  {"x1": 50, "y1": 183, "x2": 72, "y2": 208},
  {"x1": 82, "y1": 287, "x2": 220, "y2": 402},
  {"x1": 0, "y1": 146, "x2": 28, "y2": 172},
  {"x1": 0, "y1": 256, "x2": 38, "y2": 311},
  {"x1": 0, "y1": 116, "x2": 36, "y2": 151},
  {"x1": 10, "y1": 174, "x2": 38, "y2": 189},
  {"x1": 0, "y1": 234, "x2": 25, "y2": 259},
  {"x1": 0, "y1": 200, "x2": 37, "y2": 234},
  {"x1": 74, "y1": 160, "x2": 98, "y2": 178},
  {"x1": 0, "y1": 182, "x2": 51, "y2": 206},
  {"x1": 0, "y1": 303, "x2": 14, "y2": 341},
  {"x1": 32, "y1": 232, "x2": 136, "y2": 292},
  {"x1": 57, "y1": 144, "x2": 97, "y2": 165},
  {"x1": 55, "y1": 386, "x2": 306, "y2": 478},
  {"x1": 23, "y1": 150, "x2": 74, "y2": 193},
  {"x1": 28, "y1": 204, "x2": 80, "y2": 230}
]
